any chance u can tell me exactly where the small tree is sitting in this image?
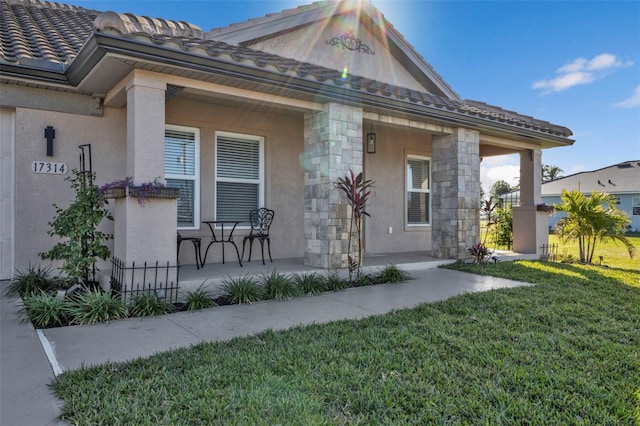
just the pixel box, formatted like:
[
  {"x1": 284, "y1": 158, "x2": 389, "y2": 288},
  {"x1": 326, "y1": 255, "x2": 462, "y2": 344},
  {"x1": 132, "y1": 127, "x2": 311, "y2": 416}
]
[
  {"x1": 492, "y1": 205, "x2": 513, "y2": 250},
  {"x1": 335, "y1": 170, "x2": 374, "y2": 283},
  {"x1": 554, "y1": 190, "x2": 635, "y2": 264},
  {"x1": 489, "y1": 179, "x2": 514, "y2": 200},
  {"x1": 41, "y1": 169, "x2": 112, "y2": 284}
]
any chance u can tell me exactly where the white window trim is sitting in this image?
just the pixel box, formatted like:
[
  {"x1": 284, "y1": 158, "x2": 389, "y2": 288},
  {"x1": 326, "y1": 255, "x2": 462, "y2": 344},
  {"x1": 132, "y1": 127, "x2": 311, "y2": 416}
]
[
  {"x1": 632, "y1": 197, "x2": 640, "y2": 216},
  {"x1": 214, "y1": 130, "x2": 265, "y2": 225},
  {"x1": 165, "y1": 124, "x2": 200, "y2": 230},
  {"x1": 406, "y1": 154, "x2": 431, "y2": 227}
]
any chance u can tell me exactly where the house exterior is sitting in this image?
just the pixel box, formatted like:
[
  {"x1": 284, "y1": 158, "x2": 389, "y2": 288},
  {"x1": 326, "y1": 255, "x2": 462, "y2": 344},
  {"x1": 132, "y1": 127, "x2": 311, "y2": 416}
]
[
  {"x1": 541, "y1": 161, "x2": 640, "y2": 231},
  {"x1": 0, "y1": 0, "x2": 574, "y2": 281}
]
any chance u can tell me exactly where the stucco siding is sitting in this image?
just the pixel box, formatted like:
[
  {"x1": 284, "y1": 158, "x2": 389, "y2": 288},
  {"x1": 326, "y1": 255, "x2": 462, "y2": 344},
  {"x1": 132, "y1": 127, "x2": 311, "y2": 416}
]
[
  {"x1": 166, "y1": 98, "x2": 306, "y2": 262},
  {"x1": 248, "y1": 16, "x2": 428, "y2": 93},
  {"x1": 14, "y1": 106, "x2": 126, "y2": 274},
  {"x1": 364, "y1": 125, "x2": 432, "y2": 254}
]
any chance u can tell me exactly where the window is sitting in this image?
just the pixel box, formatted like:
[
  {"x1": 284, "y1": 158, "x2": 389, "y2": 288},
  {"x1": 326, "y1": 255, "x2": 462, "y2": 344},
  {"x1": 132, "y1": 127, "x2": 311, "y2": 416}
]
[
  {"x1": 165, "y1": 125, "x2": 200, "y2": 229},
  {"x1": 633, "y1": 197, "x2": 640, "y2": 216},
  {"x1": 406, "y1": 155, "x2": 430, "y2": 225},
  {"x1": 215, "y1": 131, "x2": 264, "y2": 221}
]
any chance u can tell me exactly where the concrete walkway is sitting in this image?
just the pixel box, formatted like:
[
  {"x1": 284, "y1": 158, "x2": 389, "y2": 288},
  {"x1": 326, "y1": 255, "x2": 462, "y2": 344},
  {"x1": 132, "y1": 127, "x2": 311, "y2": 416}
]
[{"x1": 1, "y1": 267, "x2": 529, "y2": 426}]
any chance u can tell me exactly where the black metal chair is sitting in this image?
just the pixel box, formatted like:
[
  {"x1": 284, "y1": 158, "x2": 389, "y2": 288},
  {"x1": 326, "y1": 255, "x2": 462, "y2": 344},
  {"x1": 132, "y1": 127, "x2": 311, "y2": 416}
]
[
  {"x1": 177, "y1": 232, "x2": 202, "y2": 269},
  {"x1": 241, "y1": 208, "x2": 274, "y2": 265}
]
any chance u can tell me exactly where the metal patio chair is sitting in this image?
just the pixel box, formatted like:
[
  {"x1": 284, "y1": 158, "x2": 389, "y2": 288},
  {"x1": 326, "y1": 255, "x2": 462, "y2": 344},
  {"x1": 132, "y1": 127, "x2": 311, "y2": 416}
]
[{"x1": 241, "y1": 208, "x2": 274, "y2": 265}]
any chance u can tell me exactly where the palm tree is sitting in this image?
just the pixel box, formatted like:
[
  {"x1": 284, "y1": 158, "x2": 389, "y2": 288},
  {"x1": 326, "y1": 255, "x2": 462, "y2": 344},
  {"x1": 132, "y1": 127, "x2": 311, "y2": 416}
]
[
  {"x1": 554, "y1": 190, "x2": 635, "y2": 263},
  {"x1": 542, "y1": 164, "x2": 564, "y2": 182}
]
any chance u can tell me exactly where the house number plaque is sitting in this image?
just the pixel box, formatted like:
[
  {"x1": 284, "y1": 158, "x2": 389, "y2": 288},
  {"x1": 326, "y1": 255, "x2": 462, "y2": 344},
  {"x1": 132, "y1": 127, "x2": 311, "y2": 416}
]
[{"x1": 32, "y1": 161, "x2": 68, "y2": 175}]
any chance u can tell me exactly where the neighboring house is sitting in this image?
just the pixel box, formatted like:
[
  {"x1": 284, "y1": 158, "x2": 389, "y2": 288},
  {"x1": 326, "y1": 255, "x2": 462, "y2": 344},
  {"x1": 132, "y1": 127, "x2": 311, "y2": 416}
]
[
  {"x1": 0, "y1": 0, "x2": 574, "y2": 281},
  {"x1": 542, "y1": 161, "x2": 640, "y2": 231}
]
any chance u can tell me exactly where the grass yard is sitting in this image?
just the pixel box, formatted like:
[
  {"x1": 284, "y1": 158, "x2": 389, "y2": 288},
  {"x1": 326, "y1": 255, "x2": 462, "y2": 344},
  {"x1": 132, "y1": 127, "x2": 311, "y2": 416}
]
[
  {"x1": 51, "y1": 261, "x2": 639, "y2": 424},
  {"x1": 481, "y1": 221, "x2": 638, "y2": 271},
  {"x1": 548, "y1": 232, "x2": 639, "y2": 271}
]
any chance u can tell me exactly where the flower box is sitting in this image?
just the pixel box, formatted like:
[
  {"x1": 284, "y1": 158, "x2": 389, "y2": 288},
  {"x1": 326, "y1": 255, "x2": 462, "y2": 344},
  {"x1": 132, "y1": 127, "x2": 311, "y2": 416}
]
[
  {"x1": 100, "y1": 187, "x2": 126, "y2": 199},
  {"x1": 99, "y1": 177, "x2": 179, "y2": 206},
  {"x1": 129, "y1": 186, "x2": 179, "y2": 200},
  {"x1": 536, "y1": 203, "x2": 554, "y2": 213}
]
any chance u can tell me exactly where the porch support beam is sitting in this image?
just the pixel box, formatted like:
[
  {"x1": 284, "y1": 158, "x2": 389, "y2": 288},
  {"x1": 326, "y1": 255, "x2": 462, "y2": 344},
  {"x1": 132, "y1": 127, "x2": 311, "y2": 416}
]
[
  {"x1": 513, "y1": 148, "x2": 548, "y2": 255},
  {"x1": 112, "y1": 70, "x2": 177, "y2": 271},
  {"x1": 303, "y1": 103, "x2": 363, "y2": 269},
  {"x1": 431, "y1": 128, "x2": 480, "y2": 259}
]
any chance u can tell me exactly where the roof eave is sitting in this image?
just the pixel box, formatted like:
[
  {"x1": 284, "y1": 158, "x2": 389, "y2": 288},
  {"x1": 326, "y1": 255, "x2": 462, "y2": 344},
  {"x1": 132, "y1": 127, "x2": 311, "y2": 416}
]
[
  {"x1": 65, "y1": 33, "x2": 573, "y2": 146},
  {"x1": 0, "y1": 62, "x2": 70, "y2": 85}
]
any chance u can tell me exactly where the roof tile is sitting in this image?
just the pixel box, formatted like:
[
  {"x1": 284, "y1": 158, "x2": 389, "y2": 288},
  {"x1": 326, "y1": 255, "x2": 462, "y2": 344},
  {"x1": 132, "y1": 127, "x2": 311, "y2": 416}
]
[{"x1": 1, "y1": 0, "x2": 572, "y2": 138}]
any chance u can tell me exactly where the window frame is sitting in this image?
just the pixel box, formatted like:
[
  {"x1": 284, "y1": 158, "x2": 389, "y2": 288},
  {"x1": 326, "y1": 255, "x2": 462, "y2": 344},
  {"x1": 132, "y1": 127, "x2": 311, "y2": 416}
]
[
  {"x1": 164, "y1": 124, "x2": 200, "y2": 230},
  {"x1": 214, "y1": 130, "x2": 265, "y2": 225},
  {"x1": 405, "y1": 154, "x2": 431, "y2": 227},
  {"x1": 632, "y1": 197, "x2": 640, "y2": 216}
]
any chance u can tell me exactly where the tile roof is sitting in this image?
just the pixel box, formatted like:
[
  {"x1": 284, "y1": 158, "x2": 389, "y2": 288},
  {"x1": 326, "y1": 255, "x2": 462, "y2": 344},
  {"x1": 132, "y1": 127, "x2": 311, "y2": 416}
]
[
  {"x1": 541, "y1": 161, "x2": 640, "y2": 196},
  {"x1": 0, "y1": 0, "x2": 573, "y2": 139},
  {"x1": 0, "y1": 0, "x2": 95, "y2": 67}
]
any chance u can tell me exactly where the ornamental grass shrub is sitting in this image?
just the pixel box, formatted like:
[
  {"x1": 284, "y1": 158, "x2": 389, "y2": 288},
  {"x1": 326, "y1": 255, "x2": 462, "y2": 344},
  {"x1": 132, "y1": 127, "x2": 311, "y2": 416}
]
[
  {"x1": 5, "y1": 263, "x2": 56, "y2": 297},
  {"x1": 128, "y1": 293, "x2": 174, "y2": 317},
  {"x1": 180, "y1": 284, "x2": 217, "y2": 311},
  {"x1": 261, "y1": 271, "x2": 301, "y2": 300},
  {"x1": 18, "y1": 291, "x2": 69, "y2": 328},
  {"x1": 221, "y1": 275, "x2": 264, "y2": 304},
  {"x1": 65, "y1": 289, "x2": 127, "y2": 324},
  {"x1": 292, "y1": 272, "x2": 325, "y2": 295}
]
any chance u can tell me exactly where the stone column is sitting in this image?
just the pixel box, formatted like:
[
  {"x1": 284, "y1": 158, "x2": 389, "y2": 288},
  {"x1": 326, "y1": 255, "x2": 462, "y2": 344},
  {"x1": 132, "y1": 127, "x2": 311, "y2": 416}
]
[
  {"x1": 513, "y1": 148, "x2": 547, "y2": 255},
  {"x1": 113, "y1": 72, "x2": 177, "y2": 268},
  {"x1": 303, "y1": 103, "x2": 363, "y2": 269},
  {"x1": 431, "y1": 128, "x2": 480, "y2": 259}
]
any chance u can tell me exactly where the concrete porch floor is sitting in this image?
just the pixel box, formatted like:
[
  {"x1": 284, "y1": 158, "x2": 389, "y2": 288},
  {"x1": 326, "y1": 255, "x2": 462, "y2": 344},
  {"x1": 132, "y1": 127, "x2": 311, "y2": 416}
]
[{"x1": 178, "y1": 251, "x2": 453, "y2": 295}]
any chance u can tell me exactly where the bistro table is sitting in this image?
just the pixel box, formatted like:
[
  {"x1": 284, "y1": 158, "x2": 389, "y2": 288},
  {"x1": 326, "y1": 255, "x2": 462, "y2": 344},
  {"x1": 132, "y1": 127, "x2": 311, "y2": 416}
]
[{"x1": 200, "y1": 221, "x2": 243, "y2": 267}]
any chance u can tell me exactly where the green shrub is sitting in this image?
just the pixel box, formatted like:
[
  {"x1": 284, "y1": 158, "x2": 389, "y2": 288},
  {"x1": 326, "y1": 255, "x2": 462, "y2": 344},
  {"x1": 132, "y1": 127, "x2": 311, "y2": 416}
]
[
  {"x1": 180, "y1": 284, "x2": 217, "y2": 311},
  {"x1": 261, "y1": 271, "x2": 300, "y2": 300},
  {"x1": 128, "y1": 293, "x2": 174, "y2": 317},
  {"x1": 292, "y1": 272, "x2": 325, "y2": 295},
  {"x1": 221, "y1": 275, "x2": 264, "y2": 304},
  {"x1": 5, "y1": 263, "x2": 56, "y2": 297},
  {"x1": 352, "y1": 273, "x2": 378, "y2": 287},
  {"x1": 323, "y1": 270, "x2": 348, "y2": 291},
  {"x1": 376, "y1": 264, "x2": 410, "y2": 283},
  {"x1": 66, "y1": 289, "x2": 127, "y2": 324},
  {"x1": 18, "y1": 291, "x2": 68, "y2": 328}
]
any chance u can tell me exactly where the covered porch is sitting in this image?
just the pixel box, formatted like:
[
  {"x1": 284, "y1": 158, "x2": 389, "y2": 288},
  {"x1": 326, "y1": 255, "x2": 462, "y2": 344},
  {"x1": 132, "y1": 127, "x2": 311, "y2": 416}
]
[{"x1": 176, "y1": 249, "x2": 540, "y2": 297}]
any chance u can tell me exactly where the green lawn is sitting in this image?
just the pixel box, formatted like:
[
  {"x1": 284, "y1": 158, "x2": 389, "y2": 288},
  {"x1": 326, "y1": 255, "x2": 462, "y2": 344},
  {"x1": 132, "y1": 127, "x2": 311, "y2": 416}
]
[
  {"x1": 481, "y1": 222, "x2": 638, "y2": 271},
  {"x1": 548, "y1": 233, "x2": 639, "y2": 271},
  {"x1": 51, "y1": 261, "x2": 639, "y2": 424}
]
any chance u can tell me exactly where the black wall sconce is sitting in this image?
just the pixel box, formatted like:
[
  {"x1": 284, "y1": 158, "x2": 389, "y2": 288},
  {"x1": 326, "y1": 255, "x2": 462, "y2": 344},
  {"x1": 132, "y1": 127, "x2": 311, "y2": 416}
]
[
  {"x1": 366, "y1": 127, "x2": 376, "y2": 154},
  {"x1": 44, "y1": 126, "x2": 55, "y2": 156}
]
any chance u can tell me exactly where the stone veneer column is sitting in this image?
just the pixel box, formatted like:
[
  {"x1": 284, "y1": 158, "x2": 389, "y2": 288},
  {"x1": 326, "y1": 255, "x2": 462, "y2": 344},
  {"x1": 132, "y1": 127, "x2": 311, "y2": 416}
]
[
  {"x1": 303, "y1": 103, "x2": 363, "y2": 269},
  {"x1": 431, "y1": 128, "x2": 480, "y2": 259},
  {"x1": 113, "y1": 71, "x2": 177, "y2": 267}
]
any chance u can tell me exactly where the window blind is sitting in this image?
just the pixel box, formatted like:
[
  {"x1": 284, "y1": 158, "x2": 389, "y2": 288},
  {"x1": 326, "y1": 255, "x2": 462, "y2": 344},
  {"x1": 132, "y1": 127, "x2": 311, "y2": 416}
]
[
  {"x1": 167, "y1": 179, "x2": 195, "y2": 227},
  {"x1": 216, "y1": 136, "x2": 260, "y2": 180},
  {"x1": 165, "y1": 129, "x2": 196, "y2": 176},
  {"x1": 216, "y1": 182, "x2": 259, "y2": 222},
  {"x1": 215, "y1": 134, "x2": 262, "y2": 221},
  {"x1": 407, "y1": 157, "x2": 430, "y2": 225}
]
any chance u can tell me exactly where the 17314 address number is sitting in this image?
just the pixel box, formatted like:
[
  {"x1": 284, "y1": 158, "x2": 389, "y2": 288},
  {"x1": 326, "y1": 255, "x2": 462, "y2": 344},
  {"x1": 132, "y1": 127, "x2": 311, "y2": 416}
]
[{"x1": 32, "y1": 161, "x2": 68, "y2": 175}]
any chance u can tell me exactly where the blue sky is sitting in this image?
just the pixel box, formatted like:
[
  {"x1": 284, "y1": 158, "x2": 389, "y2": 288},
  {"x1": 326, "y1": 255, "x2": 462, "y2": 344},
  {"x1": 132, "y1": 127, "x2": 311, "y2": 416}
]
[{"x1": 63, "y1": 0, "x2": 640, "y2": 190}]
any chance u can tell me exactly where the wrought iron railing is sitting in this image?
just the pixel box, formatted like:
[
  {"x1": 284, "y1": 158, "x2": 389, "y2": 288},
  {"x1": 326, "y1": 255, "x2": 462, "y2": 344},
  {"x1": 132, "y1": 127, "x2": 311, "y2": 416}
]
[
  {"x1": 110, "y1": 257, "x2": 180, "y2": 304},
  {"x1": 540, "y1": 243, "x2": 558, "y2": 262}
]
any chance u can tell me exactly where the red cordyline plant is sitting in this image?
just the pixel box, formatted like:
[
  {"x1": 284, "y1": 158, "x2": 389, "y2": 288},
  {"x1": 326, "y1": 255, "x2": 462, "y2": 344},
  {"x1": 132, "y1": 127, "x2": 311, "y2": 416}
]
[{"x1": 335, "y1": 170, "x2": 375, "y2": 282}]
